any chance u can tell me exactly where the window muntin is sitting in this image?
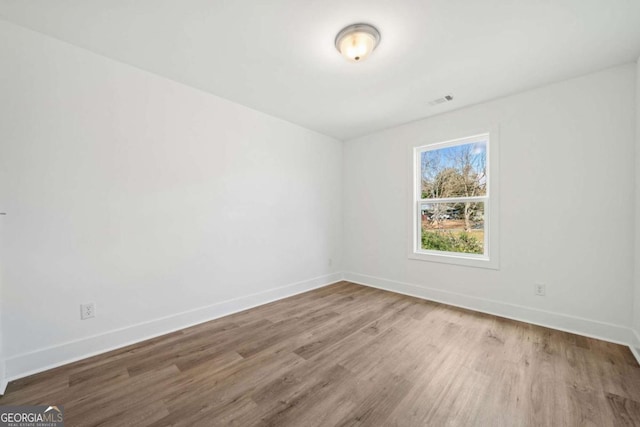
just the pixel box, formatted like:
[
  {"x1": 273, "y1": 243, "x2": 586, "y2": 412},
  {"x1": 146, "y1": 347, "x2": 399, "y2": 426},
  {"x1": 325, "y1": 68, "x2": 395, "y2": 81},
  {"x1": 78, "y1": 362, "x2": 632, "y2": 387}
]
[{"x1": 414, "y1": 134, "x2": 490, "y2": 260}]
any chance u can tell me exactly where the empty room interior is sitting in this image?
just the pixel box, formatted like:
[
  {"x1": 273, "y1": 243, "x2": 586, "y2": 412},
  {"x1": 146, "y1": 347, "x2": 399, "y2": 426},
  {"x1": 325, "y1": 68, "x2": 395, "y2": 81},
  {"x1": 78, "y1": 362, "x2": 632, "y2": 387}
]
[{"x1": 2, "y1": 0, "x2": 640, "y2": 425}]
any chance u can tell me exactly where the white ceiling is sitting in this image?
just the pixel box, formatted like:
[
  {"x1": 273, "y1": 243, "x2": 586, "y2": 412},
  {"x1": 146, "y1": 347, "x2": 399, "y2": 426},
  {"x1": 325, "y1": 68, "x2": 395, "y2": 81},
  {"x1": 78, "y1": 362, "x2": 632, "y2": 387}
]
[{"x1": 1, "y1": 0, "x2": 640, "y2": 140}]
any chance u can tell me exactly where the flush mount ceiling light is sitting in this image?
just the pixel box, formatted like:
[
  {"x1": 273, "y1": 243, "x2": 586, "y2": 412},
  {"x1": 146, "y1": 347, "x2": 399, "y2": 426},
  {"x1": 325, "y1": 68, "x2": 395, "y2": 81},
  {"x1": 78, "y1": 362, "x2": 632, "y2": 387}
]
[{"x1": 335, "y1": 23, "x2": 381, "y2": 62}]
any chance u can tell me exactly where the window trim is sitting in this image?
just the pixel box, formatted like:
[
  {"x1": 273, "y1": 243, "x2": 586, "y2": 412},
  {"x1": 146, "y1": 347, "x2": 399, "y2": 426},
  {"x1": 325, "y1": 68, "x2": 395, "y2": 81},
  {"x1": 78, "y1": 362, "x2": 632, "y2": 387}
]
[{"x1": 408, "y1": 129, "x2": 500, "y2": 270}]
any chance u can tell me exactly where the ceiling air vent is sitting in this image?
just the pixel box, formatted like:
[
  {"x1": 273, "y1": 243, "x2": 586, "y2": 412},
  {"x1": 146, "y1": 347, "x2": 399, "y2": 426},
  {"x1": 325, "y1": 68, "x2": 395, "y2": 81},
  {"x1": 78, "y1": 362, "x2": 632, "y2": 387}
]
[{"x1": 428, "y1": 95, "x2": 453, "y2": 106}]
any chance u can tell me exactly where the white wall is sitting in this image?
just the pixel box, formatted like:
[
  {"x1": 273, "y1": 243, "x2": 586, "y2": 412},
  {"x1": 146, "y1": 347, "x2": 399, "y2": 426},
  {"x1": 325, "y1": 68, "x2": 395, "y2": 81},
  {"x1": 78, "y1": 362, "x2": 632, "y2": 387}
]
[
  {"x1": 344, "y1": 64, "x2": 637, "y2": 344},
  {"x1": 0, "y1": 212, "x2": 5, "y2": 392},
  {"x1": 0, "y1": 19, "x2": 342, "y2": 380},
  {"x1": 634, "y1": 57, "x2": 640, "y2": 348}
]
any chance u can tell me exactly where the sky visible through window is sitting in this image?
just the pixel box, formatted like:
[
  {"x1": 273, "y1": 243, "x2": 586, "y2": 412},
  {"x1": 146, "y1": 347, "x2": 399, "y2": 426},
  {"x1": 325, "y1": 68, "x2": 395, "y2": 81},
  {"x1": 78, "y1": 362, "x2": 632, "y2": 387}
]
[{"x1": 421, "y1": 140, "x2": 487, "y2": 199}]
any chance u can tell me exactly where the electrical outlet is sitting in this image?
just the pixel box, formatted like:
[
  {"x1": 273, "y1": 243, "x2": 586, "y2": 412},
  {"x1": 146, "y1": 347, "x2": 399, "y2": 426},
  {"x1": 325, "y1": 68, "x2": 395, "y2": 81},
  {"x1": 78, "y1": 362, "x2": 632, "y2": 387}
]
[
  {"x1": 80, "y1": 302, "x2": 96, "y2": 320},
  {"x1": 534, "y1": 283, "x2": 546, "y2": 296},
  {"x1": 328, "y1": 258, "x2": 333, "y2": 267}
]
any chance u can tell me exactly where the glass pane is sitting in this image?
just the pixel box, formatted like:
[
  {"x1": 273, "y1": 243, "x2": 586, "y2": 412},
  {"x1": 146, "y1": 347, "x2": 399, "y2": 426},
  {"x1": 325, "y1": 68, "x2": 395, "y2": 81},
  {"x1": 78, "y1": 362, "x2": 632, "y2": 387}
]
[
  {"x1": 421, "y1": 202, "x2": 485, "y2": 255},
  {"x1": 421, "y1": 140, "x2": 487, "y2": 199}
]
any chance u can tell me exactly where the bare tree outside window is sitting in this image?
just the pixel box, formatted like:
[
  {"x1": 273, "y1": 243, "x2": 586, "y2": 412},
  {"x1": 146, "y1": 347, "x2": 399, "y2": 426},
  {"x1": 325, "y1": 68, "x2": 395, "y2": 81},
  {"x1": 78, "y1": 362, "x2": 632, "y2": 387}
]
[{"x1": 419, "y1": 140, "x2": 487, "y2": 255}]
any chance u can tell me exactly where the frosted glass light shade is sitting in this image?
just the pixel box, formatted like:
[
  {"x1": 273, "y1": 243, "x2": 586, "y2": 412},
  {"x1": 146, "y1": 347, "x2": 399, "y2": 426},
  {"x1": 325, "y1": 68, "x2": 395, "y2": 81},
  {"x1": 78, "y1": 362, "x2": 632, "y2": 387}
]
[{"x1": 335, "y1": 24, "x2": 381, "y2": 62}]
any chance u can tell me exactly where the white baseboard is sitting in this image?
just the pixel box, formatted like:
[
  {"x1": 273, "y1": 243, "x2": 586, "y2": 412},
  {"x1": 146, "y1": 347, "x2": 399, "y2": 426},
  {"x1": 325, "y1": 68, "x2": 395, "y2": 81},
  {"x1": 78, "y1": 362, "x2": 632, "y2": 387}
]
[
  {"x1": 344, "y1": 272, "x2": 635, "y2": 347},
  {"x1": 3, "y1": 272, "x2": 343, "y2": 385},
  {"x1": 0, "y1": 360, "x2": 7, "y2": 395},
  {"x1": 3, "y1": 270, "x2": 637, "y2": 393}
]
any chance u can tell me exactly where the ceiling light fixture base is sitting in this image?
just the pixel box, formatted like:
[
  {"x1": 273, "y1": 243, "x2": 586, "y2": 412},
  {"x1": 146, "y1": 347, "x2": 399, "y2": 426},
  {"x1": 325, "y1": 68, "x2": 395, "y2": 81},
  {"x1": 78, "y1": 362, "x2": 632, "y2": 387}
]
[{"x1": 335, "y1": 23, "x2": 381, "y2": 62}]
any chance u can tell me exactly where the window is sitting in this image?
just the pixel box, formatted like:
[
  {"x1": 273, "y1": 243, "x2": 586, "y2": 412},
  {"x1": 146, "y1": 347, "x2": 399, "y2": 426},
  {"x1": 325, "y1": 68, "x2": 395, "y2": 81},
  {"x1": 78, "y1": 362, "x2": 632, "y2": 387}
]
[{"x1": 409, "y1": 132, "x2": 499, "y2": 269}]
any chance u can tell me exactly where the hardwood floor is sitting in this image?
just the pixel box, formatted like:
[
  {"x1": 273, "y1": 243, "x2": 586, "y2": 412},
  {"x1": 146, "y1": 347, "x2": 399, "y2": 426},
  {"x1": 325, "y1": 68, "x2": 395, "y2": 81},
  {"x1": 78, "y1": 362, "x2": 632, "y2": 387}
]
[{"x1": 2, "y1": 281, "x2": 640, "y2": 426}]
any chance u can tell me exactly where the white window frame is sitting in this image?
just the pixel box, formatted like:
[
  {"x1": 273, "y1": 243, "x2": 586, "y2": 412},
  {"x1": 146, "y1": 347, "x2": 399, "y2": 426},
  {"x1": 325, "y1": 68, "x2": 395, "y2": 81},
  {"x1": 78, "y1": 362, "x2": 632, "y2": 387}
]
[{"x1": 408, "y1": 129, "x2": 499, "y2": 269}]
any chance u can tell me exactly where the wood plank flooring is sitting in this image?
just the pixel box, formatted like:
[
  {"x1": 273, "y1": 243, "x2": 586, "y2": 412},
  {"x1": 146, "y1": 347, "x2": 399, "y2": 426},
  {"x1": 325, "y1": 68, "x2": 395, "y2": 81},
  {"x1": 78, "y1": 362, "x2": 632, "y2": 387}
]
[{"x1": 2, "y1": 281, "x2": 640, "y2": 426}]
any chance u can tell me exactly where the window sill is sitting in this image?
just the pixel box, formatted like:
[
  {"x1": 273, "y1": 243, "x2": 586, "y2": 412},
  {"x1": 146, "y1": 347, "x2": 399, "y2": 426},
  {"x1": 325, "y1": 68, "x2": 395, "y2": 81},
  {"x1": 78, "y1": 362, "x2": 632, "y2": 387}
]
[{"x1": 408, "y1": 250, "x2": 499, "y2": 270}]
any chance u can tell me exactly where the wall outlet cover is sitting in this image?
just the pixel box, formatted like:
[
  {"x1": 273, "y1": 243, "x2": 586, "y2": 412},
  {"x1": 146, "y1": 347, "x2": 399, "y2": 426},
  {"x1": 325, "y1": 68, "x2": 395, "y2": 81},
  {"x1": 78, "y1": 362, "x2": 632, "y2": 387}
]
[{"x1": 80, "y1": 303, "x2": 96, "y2": 320}]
